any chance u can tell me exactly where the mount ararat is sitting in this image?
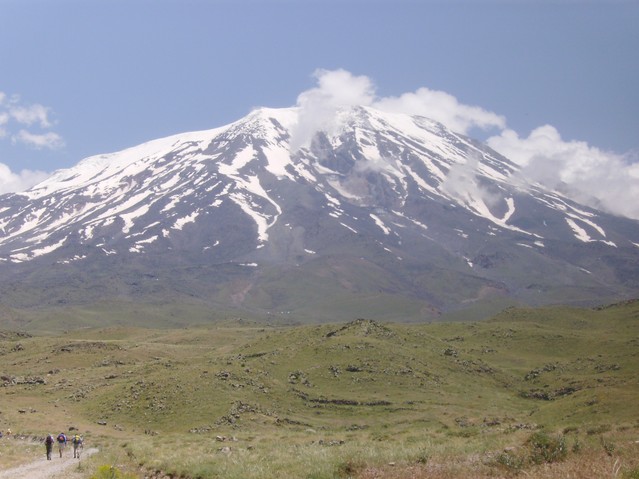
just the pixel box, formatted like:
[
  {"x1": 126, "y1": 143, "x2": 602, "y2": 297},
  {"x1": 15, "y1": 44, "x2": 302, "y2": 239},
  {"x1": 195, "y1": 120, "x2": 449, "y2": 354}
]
[{"x1": 0, "y1": 106, "x2": 637, "y2": 326}]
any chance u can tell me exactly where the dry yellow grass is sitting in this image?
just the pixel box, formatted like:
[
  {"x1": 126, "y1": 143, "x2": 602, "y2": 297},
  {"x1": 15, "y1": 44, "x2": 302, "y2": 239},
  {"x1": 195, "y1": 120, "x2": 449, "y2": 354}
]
[
  {"x1": 357, "y1": 443, "x2": 639, "y2": 479},
  {"x1": 0, "y1": 438, "x2": 42, "y2": 469}
]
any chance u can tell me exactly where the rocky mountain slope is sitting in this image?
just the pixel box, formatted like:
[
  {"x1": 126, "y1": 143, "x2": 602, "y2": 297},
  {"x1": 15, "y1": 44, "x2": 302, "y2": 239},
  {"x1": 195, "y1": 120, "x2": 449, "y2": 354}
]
[{"x1": 0, "y1": 106, "x2": 637, "y2": 323}]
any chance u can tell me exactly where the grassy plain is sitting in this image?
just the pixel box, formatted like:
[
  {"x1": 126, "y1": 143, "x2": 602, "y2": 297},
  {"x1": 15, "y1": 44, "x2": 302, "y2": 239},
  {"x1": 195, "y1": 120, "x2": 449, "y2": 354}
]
[{"x1": 0, "y1": 301, "x2": 638, "y2": 478}]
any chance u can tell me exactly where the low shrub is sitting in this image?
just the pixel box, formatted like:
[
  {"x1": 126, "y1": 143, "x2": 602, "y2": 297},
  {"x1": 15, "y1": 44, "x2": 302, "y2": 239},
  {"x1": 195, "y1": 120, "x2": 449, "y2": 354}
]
[
  {"x1": 336, "y1": 458, "x2": 366, "y2": 478},
  {"x1": 492, "y1": 450, "x2": 525, "y2": 473},
  {"x1": 527, "y1": 431, "x2": 567, "y2": 465},
  {"x1": 90, "y1": 464, "x2": 138, "y2": 479},
  {"x1": 624, "y1": 468, "x2": 639, "y2": 479},
  {"x1": 600, "y1": 436, "x2": 616, "y2": 456},
  {"x1": 571, "y1": 437, "x2": 582, "y2": 453},
  {"x1": 414, "y1": 449, "x2": 430, "y2": 465},
  {"x1": 586, "y1": 424, "x2": 612, "y2": 435}
]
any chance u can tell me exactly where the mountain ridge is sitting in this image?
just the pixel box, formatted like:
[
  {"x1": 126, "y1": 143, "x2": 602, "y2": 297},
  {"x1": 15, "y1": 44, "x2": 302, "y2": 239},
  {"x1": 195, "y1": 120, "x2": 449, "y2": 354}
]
[{"x1": 0, "y1": 105, "x2": 637, "y2": 326}]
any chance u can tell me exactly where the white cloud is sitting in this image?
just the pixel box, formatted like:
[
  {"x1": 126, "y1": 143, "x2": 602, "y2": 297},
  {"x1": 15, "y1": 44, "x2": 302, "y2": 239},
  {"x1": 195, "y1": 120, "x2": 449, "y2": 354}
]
[
  {"x1": 307, "y1": 68, "x2": 376, "y2": 108},
  {"x1": 292, "y1": 69, "x2": 639, "y2": 220},
  {"x1": 9, "y1": 103, "x2": 53, "y2": 128},
  {"x1": 374, "y1": 87, "x2": 506, "y2": 135},
  {"x1": 441, "y1": 152, "x2": 499, "y2": 208},
  {"x1": 0, "y1": 162, "x2": 49, "y2": 194},
  {"x1": 0, "y1": 112, "x2": 8, "y2": 138},
  {"x1": 487, "y1": 126, "x2": 639, "y2": 219},
  {"x1": 13, "y1": 130, "x2": 65, "y2": 150},
  {"x1": 0, "y1": 90, "x2": 63, "y2": 152},
  {"x1": 290, "y1": 69, "x2": 376, "y2": 151},
  {"x1": 291, "y1": 69, "x2": 503, "y2": 151},
  {"x1": 0, "y1": 93, "x2": 56, "y2": 193}
]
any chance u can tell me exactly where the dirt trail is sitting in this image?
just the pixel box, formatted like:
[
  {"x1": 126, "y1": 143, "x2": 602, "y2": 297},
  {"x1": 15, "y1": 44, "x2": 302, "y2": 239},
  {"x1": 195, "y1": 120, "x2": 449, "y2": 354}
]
[{"x1": 0, "y1": 447, "x2": 98, "y2": 479}]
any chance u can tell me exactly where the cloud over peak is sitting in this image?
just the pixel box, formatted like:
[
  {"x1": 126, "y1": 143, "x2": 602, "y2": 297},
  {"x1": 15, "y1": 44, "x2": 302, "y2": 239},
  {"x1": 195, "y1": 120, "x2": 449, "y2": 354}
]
[
  {"x1": 290, "y1": 69, "x2": 376, "y2": 151},
  {"x1": 487, "y1": 125, "x2": 639, "y2": 220},
  {"x1": 291, "y1": 69, "x2": 639, "y2": 220},
  {"x1": 375, "y1": 87, "x2": 506, "y2": 135},
  {"x1": 290, "y1": 69, "x2": 505, "y2": 150}
]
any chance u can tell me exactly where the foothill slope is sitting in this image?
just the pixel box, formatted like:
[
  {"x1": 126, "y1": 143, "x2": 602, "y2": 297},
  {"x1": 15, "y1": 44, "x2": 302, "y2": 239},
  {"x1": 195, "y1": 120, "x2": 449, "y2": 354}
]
[{"x1": 0, "y1": 301, "x2": 637, "y2": 478}]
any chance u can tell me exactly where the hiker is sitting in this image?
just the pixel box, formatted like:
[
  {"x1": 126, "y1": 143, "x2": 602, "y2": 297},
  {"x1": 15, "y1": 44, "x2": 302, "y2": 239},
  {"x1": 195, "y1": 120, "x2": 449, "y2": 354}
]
[
  {"x1": 45, "y1": 434, "x2": 54, "y2": 460},
  {"x1": 56, "y1": 432, "x2": 67, "y2": 458},
  {"x1": 72, "y1": 433, "x2": 83, "y2": 458}
]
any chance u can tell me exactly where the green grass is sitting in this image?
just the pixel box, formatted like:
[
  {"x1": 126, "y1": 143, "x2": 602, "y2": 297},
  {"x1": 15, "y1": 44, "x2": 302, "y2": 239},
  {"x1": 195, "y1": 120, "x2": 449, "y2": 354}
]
[{"x1": 0, "y1": 300, "x2": 638, "y2": 478}]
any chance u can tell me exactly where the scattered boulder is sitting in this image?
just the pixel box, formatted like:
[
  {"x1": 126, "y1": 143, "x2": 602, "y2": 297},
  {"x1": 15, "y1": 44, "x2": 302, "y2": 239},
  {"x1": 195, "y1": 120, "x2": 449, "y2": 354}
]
[
  {"x1": 325, "y1": 319, "x2": 395, "y2": 339},
  {"x1": 318, "y1": 439, "x2": 345, "y2": 446}
]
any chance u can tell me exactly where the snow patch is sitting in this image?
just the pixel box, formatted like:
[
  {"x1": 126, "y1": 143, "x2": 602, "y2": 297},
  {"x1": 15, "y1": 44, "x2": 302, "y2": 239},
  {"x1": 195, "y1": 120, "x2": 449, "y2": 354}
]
[
  {"x1": 31, "y1": 236, "x2": 67, "y2": 258},
  {"x1": 58, "y1": 254, "x2": 86, "y2": 264},
  {"x1": 566, "y1": 212, "x2": 606, "y2": 237},
  {"x1": 135, "y1": 235, "x2": 158, "y2": 246},
  {"x1": 370, "y1": 213, "x2": 391, "y2": 235},
  {"x1": 565, "y1": 218, "x2": 591, "y2": 242},
  {"x1": 340, "y1": 222, "x2": 358, "y2": 234},
  {"x1": 262, "y1": 143, "x2": 295, "y2": 180},
  {"x1": 455, "y1": 229, "x2": 468, "y2": 239},
  {"x1": 173, "y1": 211, "x2": 199, "y2": 230}
]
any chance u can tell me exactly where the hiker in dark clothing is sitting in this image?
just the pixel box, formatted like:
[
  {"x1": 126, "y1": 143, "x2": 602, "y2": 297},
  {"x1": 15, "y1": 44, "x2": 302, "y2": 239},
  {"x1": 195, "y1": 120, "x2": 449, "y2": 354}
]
[
  {"x1": 45, "y1": 434, "x2": 54, "y2": 460},
  {"x1": 56, "y1": 432, "x2": 67, "y2": 458}
]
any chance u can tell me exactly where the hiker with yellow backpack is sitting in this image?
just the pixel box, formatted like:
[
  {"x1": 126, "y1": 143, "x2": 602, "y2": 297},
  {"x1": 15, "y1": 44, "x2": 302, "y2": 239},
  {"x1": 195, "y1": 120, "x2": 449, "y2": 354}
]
[{"x1": 72, "y1": 433, "x2": 83, "y2": 458}]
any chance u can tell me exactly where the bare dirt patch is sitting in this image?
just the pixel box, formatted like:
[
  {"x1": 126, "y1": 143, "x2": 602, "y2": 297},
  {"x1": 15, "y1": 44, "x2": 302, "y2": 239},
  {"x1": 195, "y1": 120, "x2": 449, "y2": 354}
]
[{"x1": 0, "y1": 447, "x2": 97, "y2": 479}]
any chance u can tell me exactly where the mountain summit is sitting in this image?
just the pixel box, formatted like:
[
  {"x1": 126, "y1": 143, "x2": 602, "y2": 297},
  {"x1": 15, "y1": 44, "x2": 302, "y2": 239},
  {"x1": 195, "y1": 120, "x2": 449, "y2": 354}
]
[{"x1": 1, "y1": 106, "x2": 637, "y2": 323}]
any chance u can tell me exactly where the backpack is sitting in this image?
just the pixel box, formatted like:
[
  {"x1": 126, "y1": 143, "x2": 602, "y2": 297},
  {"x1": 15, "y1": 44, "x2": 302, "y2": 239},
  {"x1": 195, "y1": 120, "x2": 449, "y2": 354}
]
[
  {"x1": 73, "y1": 435, "x2": 82, "y2": 444},
  {"x1": 57, "y1": 433, "x2": 66, "y2": 442},
  {"x1": 45, "y1": 435, "x2": 54, "y2": 445}
]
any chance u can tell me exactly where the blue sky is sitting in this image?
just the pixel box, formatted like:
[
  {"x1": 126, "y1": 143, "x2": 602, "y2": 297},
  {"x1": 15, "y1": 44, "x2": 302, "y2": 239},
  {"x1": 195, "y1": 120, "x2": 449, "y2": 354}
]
[{"x1": 1, "y1": 0, "x2": 638, "y2": 218}]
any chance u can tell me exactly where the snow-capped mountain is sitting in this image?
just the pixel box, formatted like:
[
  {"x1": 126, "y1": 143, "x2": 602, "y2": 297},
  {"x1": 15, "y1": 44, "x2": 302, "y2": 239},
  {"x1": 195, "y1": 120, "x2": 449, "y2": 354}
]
[{"x1": 1, "y1": 106, "x2": 637, "y2": 322}]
